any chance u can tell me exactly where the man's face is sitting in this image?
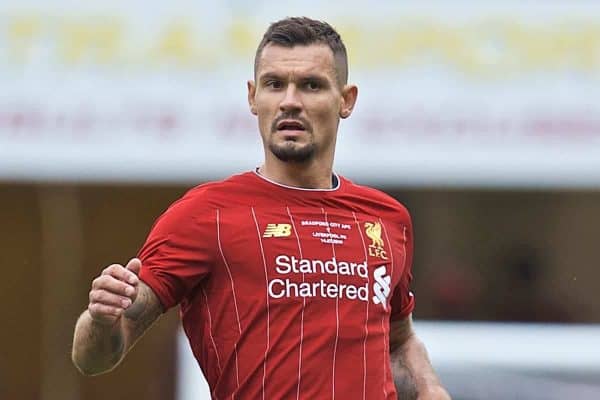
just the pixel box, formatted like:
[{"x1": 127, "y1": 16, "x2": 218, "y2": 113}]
[{"x1": 248, "y1": 43, "x2": 351, "y2": 163}]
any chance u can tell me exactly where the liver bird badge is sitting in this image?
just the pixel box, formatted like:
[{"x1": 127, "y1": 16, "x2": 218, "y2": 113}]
[{"x1": 364, "y1": 222, "x2": 385, "y2": 248}]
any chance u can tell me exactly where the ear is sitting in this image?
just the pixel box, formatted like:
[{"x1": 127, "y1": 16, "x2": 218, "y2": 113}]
[
  {"x1": 247, "y1": 80, "x2": 257, "y2": 115},
  {"x1": 339, "y1": 84, "x2": 358, "y2": 119}
]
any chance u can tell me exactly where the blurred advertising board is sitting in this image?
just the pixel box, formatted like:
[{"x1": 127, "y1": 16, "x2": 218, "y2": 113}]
[{"x1": 1, "y1": 1, "x2": 599, "y2": 187}]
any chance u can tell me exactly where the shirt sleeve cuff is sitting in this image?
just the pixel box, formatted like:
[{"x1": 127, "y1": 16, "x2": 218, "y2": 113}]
[
  {"x1": 139, "y1": 267, "x2": 175, "y2": 311},
  {"x1": 390, "y1": 293, "x2": 415, "y2": 321}
]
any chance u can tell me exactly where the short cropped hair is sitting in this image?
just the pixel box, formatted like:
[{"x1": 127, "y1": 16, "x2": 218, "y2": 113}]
[{"x1": 254, "y1": 17, "x2": 348, "y2": 86}]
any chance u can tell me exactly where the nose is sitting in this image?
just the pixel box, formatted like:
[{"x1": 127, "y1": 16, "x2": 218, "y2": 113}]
[{"x1": 279, "y1": 84, "x2": 302, "y2": 113}]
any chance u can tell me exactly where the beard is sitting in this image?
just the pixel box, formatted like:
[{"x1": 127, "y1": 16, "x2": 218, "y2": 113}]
[
  {"x1": 269, "y1": 140, "x2": 316, "y2": 163},
  {"x1": 268, "y1": 112, "x2": 315, "y2": 162}
]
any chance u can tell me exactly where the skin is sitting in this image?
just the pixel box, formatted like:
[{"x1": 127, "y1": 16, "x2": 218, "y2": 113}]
[
  {"x1": 248, "y1": 43, "x2": 358, "y2": 189},
  {"x1": 71, "y1": 258, "x2": 162, "y2": 375},
  {"x1": 71, "y1": 41, "x2": 450, "y2": 399},
  {"x1": 390, "y1": 316, "x2": 451, "y2": 399}
]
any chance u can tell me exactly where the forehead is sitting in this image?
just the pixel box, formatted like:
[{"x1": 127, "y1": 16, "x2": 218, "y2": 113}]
[{"x1": 256, "y1": 43, "x2": 337, "y2": 80}]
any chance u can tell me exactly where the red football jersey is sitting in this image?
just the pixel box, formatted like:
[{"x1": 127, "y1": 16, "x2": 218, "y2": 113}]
[{"x1": 138, "y1": 171, "x2": 415, "y2": 399}]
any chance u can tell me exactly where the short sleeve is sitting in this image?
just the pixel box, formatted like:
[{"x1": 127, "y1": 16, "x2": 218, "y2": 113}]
[
  {"x1": 390, "y1": 218, "x2": 415, "y2": 321},
  {"x1": 138, "y1": 195, "x2": 215, "y2": 311}
]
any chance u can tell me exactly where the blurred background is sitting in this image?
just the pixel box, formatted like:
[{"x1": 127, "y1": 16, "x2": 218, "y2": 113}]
[{"x1": 1, "y1": 1, "x2": 599, "y2": 399}]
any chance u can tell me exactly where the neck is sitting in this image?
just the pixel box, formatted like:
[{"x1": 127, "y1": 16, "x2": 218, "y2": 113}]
[{"x1": 259, "y1": 157, "x2": 334, "y2": 189}]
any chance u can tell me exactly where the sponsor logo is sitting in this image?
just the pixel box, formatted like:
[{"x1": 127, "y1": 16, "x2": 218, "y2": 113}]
[
  {"x1": 268, "y1": 255, "x2": 369, "y2": 302},
  {"x1": 372, "y1": 265, "x2": 391, "y2": 310},
  {"x1": 263, "y1": 223, "x2": 292, "y2": 238},
  {"x1": 268, "y1": 278, "x2": 369, "y2": 302},
  {"x1": 267, "y1": 254, "x2": 394, "y2": 310},
  {"x1": 275, "y1": 255, "x2": 368, "y2": 277},
  {"x1": 364, "y1": 222, "x2": 388, "y2": 260}
]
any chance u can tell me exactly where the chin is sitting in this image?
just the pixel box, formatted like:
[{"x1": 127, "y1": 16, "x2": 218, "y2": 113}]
[{"x1": 270, "y1": 142, "x2": 315, "y2": 163}]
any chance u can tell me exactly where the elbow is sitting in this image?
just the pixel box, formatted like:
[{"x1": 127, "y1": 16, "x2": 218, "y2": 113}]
[
  {"x1": 418, "y1": 385, "x2": 452, "y2": 400},
  {"x1": 74, "y1": 364, "x2": 99, "y2": 377},
  {"x1": 71, "y1": 351, "x2": 117, "y2": 376},
  {"x1": 71, "y1": 353, "x2": 97, "y2": 376},
  {"x1": 72, "y1": 355, "x2": 95, "y2": 376},
  {"x1": 73, "y1": 361, "x2": 114, "y2": 377}
]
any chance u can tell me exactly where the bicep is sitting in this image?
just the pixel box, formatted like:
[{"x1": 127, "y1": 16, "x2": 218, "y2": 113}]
[
  {"x1": 137, "y1": 202, "x2": 216, "y2": 309},
  {"x1": 389, "y1": 313, "x2": 415, "y2": 355},
  {"x1": 122, "y1": 281, "x2": 164, "y2": 350},
  {"x1": 389, "y1": 219, "x2": 415, "y2": 320}
]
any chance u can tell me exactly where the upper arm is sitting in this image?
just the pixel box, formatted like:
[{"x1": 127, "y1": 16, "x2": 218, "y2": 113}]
[
  {"x1": 389, "y1": 216, "x2": 415, "y2": 321},
  {"x1": 389, "y1": 313, "x2": 416, "y2": 355},
  {"x1": 122, "y1": 280, "x2": 164, "y2": 352},
  {"x1": 137, "y1": 197, "x2": 216, "y2": 310}
]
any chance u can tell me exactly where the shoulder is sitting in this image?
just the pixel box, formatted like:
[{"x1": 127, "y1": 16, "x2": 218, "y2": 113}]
[
  {"x1": 170, "y1": 171, "x2": 254, "y2": 209},
  {"x1": 339, "y1": 176, "x2": 411, "y2": 220},
  {"x1": 155, "y1": 172, "x2": 254, "y2": 226}
]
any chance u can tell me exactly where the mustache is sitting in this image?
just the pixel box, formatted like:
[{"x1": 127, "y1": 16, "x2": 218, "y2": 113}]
[{"x1": 271, "y1": 113, "x2": 312, "y2": 133}]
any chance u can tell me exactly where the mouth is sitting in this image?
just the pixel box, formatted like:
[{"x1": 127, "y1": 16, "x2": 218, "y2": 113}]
[{"x1": 275, "y1": 120, "x2": 307, "y2": 136}]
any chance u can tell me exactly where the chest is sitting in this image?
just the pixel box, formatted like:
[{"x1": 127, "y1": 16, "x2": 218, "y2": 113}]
[{"x1": 213, "y1": 206, "x2": 408, "y2": 311}]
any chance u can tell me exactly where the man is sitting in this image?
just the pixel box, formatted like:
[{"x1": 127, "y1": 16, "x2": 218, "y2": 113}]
[{"x1": 72, "y1": 17, "x2": 450, "y2": 400}]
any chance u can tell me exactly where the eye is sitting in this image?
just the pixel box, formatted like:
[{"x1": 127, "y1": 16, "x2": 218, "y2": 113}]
[
  {"x1": 305, "y1": 80, "x2": 321, "y2": 91},
  {"x1": 265, "y1": 79, "x2": 283, "y2": 89}
]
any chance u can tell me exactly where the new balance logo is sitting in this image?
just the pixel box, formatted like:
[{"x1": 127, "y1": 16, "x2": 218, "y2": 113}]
[
  {"x1": 263, "y1": 223, "x2": 292, "y2": 238},
  {"x1": 372, "y1": 265, "x2": 391, "y2": 310}
]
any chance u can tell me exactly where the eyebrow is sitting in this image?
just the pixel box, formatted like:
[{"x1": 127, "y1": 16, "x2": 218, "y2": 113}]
[
  {"x1": 300, "y1": 75, "x2": 329, "y2": 83},
  {"x1": 258, "y1": 72, "x2": 331, "y2": 84},
  {"x1": 259, "y1": 72, "x2": 285, "y2": 83}
]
